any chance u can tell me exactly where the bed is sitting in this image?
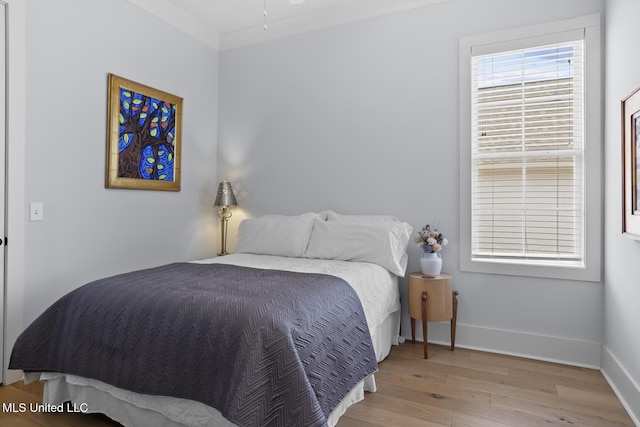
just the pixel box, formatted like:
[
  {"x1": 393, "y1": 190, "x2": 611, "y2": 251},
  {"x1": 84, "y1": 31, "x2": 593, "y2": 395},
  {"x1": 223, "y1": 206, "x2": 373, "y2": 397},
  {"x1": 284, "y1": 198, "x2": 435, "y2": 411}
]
[{"x1": 10, "y1": 211, "x2": 413, "y2": 427}]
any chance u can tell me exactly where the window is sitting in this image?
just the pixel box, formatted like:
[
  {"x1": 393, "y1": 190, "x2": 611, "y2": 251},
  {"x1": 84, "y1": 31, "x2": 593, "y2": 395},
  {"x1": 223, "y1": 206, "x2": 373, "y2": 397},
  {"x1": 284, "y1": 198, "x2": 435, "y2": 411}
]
[{"x1": 459, "y1": 15, "x2": 601, "y2": 281}]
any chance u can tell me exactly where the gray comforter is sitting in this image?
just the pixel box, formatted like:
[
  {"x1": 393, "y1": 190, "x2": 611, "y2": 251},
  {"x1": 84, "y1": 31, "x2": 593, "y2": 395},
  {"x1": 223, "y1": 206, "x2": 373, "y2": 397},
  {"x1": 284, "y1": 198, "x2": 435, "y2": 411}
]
[{"x1": 9, "y1": 262, "x2": 377, "y2": 427}]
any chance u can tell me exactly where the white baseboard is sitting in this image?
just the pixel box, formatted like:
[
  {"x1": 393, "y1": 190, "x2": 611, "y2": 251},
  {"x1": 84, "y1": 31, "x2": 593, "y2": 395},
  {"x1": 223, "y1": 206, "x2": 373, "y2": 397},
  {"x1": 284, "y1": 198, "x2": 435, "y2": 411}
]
[
  {"x1": 4, "y1": 369, "x2": 22, "y2": 385},
  {"x1": 403, "y1": 322, "x2": 601, "y2": 368},
  {"x1": 601, "y1": 346, "x2": 640, "y2": 426}
]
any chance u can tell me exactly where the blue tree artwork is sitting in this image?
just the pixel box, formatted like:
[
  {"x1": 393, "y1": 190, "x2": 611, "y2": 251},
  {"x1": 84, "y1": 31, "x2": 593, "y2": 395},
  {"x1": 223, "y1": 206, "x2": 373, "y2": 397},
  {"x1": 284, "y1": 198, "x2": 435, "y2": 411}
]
[{"x1": 118, "y1": 88, "x2": 177, "y2": 181}]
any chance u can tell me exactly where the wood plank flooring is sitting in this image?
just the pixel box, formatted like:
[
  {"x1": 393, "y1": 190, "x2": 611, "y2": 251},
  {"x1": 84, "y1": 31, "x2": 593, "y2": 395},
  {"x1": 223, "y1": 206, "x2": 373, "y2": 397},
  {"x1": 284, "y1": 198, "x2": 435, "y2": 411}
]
[
  {"x1": 0, "y1": 342, "x2": 633, "y2": 426},
  {"x1": 338, "y1": 342, "x2": 634, "y2": 426}
]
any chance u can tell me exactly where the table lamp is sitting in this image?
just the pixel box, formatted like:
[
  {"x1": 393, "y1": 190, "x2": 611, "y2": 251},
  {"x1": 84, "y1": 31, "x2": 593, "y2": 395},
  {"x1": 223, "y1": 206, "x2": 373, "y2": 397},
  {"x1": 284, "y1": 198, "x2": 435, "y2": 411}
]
[{"x1": 214, "y1": 180, "x2": 239, "y2": 256}]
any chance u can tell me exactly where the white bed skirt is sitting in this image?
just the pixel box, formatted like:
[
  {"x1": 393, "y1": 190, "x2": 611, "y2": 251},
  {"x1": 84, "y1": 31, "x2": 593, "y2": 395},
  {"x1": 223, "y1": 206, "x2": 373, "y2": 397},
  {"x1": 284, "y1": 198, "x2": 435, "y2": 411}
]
[{"x1": 29, "y1": 310, "x2": 401, "y2": 427}]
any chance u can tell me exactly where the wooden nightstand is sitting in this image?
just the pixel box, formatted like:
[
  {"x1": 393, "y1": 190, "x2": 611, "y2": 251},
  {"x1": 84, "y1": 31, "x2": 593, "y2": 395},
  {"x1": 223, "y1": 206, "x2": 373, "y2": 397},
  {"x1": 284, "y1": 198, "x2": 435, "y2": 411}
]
[{"x1": 408, "y1": 272, "x2": 459, "y2": 359}]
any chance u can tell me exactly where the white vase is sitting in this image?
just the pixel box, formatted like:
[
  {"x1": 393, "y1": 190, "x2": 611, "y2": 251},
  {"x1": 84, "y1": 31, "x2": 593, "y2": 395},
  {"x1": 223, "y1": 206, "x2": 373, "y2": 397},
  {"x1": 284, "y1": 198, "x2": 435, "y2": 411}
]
[{"x1": 420, "y1": 252, "x2": 442, "y2": 277}]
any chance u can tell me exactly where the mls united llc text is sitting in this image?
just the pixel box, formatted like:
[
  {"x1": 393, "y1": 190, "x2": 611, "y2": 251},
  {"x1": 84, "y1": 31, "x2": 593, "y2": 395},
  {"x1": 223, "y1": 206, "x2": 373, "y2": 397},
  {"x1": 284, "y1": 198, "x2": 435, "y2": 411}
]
[{"x1": 2, "y1": 402, "x2": 89, "y2": 413}]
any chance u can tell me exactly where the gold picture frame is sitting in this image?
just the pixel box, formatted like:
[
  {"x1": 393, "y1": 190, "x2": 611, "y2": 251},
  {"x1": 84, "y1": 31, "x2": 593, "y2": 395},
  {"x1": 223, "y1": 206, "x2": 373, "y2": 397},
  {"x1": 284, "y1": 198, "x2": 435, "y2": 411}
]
[
  {"x1": 106, "y1": 73, "x2": 182, "y2": 191},
  {"x1": 622, "y1": 85, "x2": 640, "y2": 239}
]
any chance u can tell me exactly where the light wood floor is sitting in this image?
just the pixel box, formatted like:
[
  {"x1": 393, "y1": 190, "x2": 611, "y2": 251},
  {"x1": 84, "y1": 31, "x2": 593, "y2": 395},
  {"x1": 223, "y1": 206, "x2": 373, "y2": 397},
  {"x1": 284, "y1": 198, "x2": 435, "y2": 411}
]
[
  {"x1": 338, "y1": 342, "x2": 634, "y2": 426},
  {"x1": 0, "y1": 342, "x2": 634, "y2": 426}
]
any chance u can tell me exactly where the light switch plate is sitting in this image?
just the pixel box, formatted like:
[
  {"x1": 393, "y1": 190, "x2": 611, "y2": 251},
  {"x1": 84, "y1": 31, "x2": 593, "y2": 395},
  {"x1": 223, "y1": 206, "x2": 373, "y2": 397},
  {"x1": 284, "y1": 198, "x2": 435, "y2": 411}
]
[{"x1": 30, "y1": 202, "x2": 43, "y2": 221}]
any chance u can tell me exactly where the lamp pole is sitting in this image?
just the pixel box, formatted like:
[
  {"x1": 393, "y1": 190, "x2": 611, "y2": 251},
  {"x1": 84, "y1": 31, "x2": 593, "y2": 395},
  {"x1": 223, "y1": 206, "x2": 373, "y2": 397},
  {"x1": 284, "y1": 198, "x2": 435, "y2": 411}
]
[{"x1": 218, "y1": 205, "x2": 232, "y2": 256}]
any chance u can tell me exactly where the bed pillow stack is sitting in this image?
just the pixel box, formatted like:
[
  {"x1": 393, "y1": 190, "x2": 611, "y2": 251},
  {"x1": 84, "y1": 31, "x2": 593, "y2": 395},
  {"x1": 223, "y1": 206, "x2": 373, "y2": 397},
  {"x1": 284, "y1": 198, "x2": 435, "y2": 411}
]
[
  {"x1": 234, "y1": 210, "x2": 412, "y2": 276},
  {"x1": 305, "y1": 211, "x2": 412, "y2": 276},
  {"x1": 234, "y1": 212, "x2": 322, "y2": 258}
]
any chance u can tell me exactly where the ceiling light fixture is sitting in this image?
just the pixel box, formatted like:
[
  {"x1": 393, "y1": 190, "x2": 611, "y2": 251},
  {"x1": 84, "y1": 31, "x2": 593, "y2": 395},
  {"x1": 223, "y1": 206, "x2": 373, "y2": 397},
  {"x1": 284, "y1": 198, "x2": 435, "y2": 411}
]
[
  {"x1": 263, "y1": 0, "x2": 268, "y2": 30},
  {"x1": 264, "y1": 0, "x2": 309, "y2": 31}
]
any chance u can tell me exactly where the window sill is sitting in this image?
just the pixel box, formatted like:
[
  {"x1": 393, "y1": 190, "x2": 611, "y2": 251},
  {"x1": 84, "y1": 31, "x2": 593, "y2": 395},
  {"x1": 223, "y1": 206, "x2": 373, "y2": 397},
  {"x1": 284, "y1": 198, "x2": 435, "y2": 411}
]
[{"x1": 461, "y1": 255, "x2": 601, "y2": 282}]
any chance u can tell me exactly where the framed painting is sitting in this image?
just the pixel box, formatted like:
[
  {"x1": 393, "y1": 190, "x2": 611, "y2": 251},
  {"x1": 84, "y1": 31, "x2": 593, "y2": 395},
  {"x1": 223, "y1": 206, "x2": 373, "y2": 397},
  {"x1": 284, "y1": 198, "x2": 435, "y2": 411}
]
[
  {"x1": 106, "y1": 73, "x2": 182, "y2": 191},
  {"x1": 622, "y1": 85, "x2": 640, "y2": 239}
]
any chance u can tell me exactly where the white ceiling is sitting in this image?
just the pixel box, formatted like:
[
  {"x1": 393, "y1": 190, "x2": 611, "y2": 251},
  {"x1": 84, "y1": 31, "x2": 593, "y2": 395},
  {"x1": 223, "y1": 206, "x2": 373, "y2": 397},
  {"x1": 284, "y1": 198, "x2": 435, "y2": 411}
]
[{"x1": 126, "y1": 0, "x2": 449, "y2": 50}]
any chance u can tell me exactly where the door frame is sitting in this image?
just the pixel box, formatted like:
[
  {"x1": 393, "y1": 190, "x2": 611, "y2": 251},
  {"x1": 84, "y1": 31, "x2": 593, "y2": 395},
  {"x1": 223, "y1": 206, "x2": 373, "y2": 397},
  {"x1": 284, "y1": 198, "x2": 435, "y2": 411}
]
[
  {"x1": 3, "y1": 0, "x2": 26, "y2": 385},
  {"x1": 0, "y1": 1, "x2": 6, "y2": 386}
]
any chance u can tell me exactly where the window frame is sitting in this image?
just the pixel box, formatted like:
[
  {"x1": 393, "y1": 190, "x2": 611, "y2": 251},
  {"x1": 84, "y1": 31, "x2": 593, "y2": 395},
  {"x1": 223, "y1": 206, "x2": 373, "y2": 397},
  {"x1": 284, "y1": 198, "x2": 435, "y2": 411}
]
[{"x1": 459, "y1": 15, "x2": 602, "y2": 282}]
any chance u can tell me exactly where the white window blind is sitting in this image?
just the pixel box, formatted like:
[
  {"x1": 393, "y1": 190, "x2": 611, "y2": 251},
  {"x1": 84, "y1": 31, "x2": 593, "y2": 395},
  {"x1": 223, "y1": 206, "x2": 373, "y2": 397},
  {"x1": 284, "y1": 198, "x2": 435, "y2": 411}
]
[{"x1": 470, "y1": 39, "x2": 585, "y2": 265}]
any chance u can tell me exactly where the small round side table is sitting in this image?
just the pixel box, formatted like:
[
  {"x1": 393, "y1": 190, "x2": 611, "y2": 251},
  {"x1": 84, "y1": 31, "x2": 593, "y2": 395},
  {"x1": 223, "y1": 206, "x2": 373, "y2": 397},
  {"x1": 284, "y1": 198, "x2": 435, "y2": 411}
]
[{"x1": 408, "y1": 272, "x2": 459, "y2": 359}]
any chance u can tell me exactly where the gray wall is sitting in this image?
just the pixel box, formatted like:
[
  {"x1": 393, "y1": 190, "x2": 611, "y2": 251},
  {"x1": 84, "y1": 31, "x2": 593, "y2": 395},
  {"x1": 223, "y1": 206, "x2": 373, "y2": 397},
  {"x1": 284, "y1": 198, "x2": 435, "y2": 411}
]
[
  {"x1": 219, "y1": 0, "x2": 607, "y2": 366},
  {"x1": 23, "y1": 0, "x2": 220, "y2": 325},
  {"x1": 604, "y1": 0, "x2": 640, "y2": 420}
]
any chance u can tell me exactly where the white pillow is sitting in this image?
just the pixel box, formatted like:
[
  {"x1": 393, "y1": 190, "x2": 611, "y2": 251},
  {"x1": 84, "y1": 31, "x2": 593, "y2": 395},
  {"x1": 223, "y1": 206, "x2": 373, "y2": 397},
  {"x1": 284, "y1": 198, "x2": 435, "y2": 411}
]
[
  {"x1": 234, "y1": 213, "x2": 320, "y2": 258},
  {"x1": 326, "y1": 210, "x2": 400, "y2": 223},
  {"x1": 304, "y1": 219, "x2": 413, "y2": 276}
]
